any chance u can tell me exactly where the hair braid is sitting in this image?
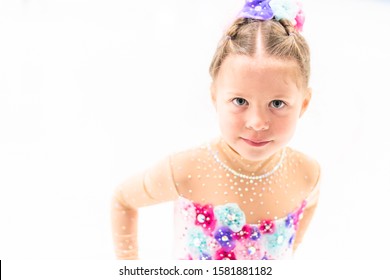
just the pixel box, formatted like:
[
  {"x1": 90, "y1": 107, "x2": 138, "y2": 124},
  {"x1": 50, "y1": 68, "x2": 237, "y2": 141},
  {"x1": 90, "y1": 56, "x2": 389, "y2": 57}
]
[{"x1": 209, "y1": 17, "x2": 311, "y2": 87}]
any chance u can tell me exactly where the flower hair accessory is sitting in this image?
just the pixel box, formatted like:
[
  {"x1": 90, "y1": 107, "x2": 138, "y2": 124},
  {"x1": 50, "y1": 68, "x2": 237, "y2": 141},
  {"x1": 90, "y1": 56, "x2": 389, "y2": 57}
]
[{"x1": 238, "y1": 0, "x2": 305, "y2": 32}]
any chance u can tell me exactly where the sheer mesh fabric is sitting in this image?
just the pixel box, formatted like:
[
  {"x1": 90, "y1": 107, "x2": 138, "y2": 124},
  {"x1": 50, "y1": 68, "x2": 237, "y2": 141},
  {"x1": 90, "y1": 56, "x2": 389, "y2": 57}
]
[
  {"x1": 112, "y1": 137, "x2": 320, "y2": 259},
  {"x1": 172, "y1": 138, "x2": 319, "y2": 222}
]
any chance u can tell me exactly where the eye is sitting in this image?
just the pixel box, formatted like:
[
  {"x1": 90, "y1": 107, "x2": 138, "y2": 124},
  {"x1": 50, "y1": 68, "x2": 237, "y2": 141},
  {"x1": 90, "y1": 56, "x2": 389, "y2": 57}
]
[
  {"x1": 232, "y1": 98, "x2": 248, "y2": 106},
  {"x1": 270, "y1": 100, "x2": 286, "y2": 109}
]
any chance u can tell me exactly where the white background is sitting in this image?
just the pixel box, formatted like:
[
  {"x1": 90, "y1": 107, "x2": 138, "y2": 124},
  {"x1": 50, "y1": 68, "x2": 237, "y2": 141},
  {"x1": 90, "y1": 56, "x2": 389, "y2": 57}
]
[{"x1": 1, "y1": 0, "x2": 390, "y2": 260}]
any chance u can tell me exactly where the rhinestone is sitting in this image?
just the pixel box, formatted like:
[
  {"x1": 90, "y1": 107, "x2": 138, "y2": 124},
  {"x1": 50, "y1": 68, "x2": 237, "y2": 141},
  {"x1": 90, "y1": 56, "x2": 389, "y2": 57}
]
[
  {"x1": 247, "y1": 246, "x2": 256, "y2": 255},
  {"x1": 227, "y1": 214, "x2": 236, "y2": 221},
  {"x1": 208, "y1": 145, "x2": 286, "y2": 180},
  {"x1": 197, "y1": 214, "x2": 206, "y2": 223},
  {"x1": 193, "y1": 238, "x2": 201, "y2": 247}
]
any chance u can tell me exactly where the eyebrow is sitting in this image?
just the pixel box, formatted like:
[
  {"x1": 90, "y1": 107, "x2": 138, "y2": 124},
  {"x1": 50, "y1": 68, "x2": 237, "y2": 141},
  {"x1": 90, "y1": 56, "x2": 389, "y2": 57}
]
[
  {"x1": 225, "y1": 91, "x2": 294, "y2": 99},
  {"x1": 224, "y1": 91, "x2": 252, "y2": 97}
]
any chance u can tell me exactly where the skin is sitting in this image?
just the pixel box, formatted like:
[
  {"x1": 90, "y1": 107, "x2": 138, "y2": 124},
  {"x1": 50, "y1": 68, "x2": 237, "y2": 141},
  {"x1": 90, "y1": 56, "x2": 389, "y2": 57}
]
[{"x1": 211, "y1": 53, "x2": 312, "y2": 162}]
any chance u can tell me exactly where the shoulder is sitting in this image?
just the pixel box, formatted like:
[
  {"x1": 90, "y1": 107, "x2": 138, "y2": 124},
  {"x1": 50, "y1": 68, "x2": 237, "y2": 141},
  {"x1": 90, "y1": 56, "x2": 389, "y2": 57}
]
[
  {"x1": 285, "y1": 147, "x2": 321, "y2": 190},
  {"x1": 168, "y1": 141, "x2": 212, "y2": 186},
  {"x1": 170, "y1": 142, "x2": 210, "y2": 167}
]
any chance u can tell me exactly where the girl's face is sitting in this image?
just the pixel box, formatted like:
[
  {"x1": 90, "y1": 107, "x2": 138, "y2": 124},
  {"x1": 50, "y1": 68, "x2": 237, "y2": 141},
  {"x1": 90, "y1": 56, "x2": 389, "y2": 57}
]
[{"x1": 211, "y1": 54, "x2": 311, "y2": 161}]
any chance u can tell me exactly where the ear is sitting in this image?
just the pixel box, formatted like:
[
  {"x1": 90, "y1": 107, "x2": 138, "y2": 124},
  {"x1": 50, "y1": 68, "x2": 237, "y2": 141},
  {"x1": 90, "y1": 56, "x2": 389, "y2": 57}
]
[
  {"x1": 299, "y1": 87, "x2": 312, "y2": 117},
  {"x1": 210, "y1": 82, "x2": 217, "y2": 110}
]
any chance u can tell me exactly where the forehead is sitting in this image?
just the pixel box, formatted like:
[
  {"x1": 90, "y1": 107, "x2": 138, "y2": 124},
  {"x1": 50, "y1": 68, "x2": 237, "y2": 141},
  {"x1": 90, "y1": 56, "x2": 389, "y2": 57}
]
[{"x1": 215, "y1": 54, "x2": 302, "y2": 93}]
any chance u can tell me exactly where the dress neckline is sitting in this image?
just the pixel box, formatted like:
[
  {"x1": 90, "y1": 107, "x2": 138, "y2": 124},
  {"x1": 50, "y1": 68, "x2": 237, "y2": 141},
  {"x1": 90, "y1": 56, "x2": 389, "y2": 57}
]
[{"x1": 209, "y1": 137, "x2": 285, "y2": 176}]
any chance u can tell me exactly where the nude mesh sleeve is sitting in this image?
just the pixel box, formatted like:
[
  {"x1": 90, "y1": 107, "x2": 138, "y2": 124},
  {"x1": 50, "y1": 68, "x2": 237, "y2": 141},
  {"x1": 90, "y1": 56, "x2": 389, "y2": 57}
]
[
  {"x1": 111, "y1": 156, "x2": 179, "y2": 259},
  {"x1": 293, "y1": 162, "x2": 321, "y2": 251},
  {"x1": 305, "y1": 162, "x2": 321, "y2": 208}
]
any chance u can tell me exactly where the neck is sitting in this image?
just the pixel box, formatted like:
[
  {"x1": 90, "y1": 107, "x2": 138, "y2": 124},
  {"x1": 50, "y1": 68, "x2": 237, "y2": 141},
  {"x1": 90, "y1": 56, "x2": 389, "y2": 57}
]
[{"x1": 212, "y1": 137, "x2": 284, "y2": 176}]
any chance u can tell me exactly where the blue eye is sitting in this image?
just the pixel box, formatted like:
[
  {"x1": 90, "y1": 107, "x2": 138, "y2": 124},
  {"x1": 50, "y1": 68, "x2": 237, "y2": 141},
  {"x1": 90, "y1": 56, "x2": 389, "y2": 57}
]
[
  {"x1": 232, "y1": 98, "x2": 248, "y2": 106},
  {"x1": 270, "y1": 100, "x2": 286, "y2": 109}
]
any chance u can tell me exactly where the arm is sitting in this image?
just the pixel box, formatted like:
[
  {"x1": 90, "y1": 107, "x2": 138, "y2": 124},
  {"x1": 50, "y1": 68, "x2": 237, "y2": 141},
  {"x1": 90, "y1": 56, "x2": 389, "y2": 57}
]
[
  {"x1": 111, "y1": 173, "x2": 144, "y2": 260},
  {"x1": 111, "y1": 198, "x2": 139, "y2": 259},
  {"x1": 111, "y1": 157, "x2": 179, "y2": 259},
  {"x1": 293, "y1": 161, "x2": 321, "y2": 252},
  {"x1": 293, "y1": 196, "x2": 319, "y2": 252}
]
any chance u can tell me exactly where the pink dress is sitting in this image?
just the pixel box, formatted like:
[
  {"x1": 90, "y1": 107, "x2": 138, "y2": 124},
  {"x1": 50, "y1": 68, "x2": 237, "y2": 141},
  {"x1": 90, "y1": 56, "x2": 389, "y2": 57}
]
[{"x1": 174, "y1": 196, "x2": 307, "y2": 260}]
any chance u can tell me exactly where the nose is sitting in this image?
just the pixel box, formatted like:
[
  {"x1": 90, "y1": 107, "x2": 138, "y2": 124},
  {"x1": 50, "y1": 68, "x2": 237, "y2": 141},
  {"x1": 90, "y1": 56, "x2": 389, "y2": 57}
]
[{"x1": 245, "y1": 108, "x2": 269, "y2": 131}]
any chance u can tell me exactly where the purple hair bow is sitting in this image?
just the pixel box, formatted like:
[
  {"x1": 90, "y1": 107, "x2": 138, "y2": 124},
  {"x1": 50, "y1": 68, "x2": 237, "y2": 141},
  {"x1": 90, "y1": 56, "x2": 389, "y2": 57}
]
[{"x1": 238, "y1": 0, "x2": 274, "y2": 20}]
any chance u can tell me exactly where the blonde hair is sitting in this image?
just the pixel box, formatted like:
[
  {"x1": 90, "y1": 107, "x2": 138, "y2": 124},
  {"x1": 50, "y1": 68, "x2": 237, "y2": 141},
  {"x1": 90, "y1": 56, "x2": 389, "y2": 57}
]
[{"x1": 209, "y1": 18, "x2": 310, "y2": 87}]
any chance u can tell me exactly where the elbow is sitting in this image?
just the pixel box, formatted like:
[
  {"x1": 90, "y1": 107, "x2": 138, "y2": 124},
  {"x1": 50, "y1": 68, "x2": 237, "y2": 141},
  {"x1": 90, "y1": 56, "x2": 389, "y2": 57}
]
[{"x1": 111, "y1": 184, "x2": 136, "y2": 212}]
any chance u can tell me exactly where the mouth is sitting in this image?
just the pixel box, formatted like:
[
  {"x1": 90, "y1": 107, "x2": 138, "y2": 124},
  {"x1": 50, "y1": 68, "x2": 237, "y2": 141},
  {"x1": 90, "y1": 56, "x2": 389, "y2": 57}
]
[{"x1": 241, "y1": 137, "x2": 271, "y2": 147}]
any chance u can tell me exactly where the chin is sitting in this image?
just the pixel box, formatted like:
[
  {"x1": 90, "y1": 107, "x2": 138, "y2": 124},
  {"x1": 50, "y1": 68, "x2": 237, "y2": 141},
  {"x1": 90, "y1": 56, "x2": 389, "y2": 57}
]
[{"x1": 236, "y1": 143, "x2": 280, "y2": 162}]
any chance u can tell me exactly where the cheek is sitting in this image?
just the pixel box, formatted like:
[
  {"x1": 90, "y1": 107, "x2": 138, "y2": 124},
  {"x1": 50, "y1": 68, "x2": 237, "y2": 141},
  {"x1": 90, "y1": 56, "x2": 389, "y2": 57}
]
[
  {"x1": 272, "y1": 116, "x2": 298, "y2": 136},
  {"x1": 218, "y1": 109, "x2": 244, "y2": 131}
]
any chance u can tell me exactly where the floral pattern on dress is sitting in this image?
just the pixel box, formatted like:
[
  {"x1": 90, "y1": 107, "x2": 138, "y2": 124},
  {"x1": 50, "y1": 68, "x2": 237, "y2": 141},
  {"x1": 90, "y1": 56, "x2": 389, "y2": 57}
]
[
  {"x1": 178, "y1": 197, "x2": 306, "y2": 260},
  {"x1": 215, "y1": 249, "x2": 237, "y2": 260},
  {"x1": 194, "y1": 203, "x2": 216, "y2": 234},
  {"x1": 187, "y1": 227, "x2": 209, "y2": 256},
  {"x1": 259, "y1": 220, "x2": 276, "y2": 234},
  {"x1": 214, "y1": 226, "x2": 236, "y2": 252},
  {"x1": 234, "y1": 239, "x2": 263, "y2": 260},
  {"x1": 214, "y1": 203, "x2": 246, "y2": 232}
]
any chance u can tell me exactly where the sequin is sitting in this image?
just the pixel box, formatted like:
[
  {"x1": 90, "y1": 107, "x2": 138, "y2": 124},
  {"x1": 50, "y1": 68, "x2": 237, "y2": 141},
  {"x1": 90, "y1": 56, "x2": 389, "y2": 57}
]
[
  {"x1": 214, "y1": 226, "x2": 236, "y2": 251},
  {"x1": 193, "y1": 238, "x2": 201, "y2": 247},
  {"x1": 249, "y1": 227, "x2": 261, "y2": 241},
  {"x1": 215, "y1": 249, "x2": 236, "y2": 260},
  {"x1": 197, "y1": 214, "x2": 205, "y2": 223},
  {"x1": 214, "y1": 203, "x2": 246, "y2": 232},
  {"x1": 259, "y1": 220, "x2": 275, "y2": 234},
  {"x1": 187, "y1": 228, "x2": 208, "y2": 255},
  {"x1": 176, "y1": 196, "x2": 306, "y2": 260},
  {"x1": 123, "y1": 138, "x2": 321, "y2": 260},
  {"x1": 247, "y1": 246, "x2": 256, "y2": 255}
]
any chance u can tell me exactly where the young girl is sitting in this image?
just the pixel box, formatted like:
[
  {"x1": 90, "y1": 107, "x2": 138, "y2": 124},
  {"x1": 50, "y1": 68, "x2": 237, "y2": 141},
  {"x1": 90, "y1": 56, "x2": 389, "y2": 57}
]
[{"x1": 111, "y1": 0, "x2": 320, "y2": 260}]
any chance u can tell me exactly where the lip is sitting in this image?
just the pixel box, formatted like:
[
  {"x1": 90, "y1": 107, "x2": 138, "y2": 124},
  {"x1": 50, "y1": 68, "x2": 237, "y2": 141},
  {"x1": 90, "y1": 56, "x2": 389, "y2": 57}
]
[{"x1": 241, "y1": 138, "x2": 271, "y2": 147}]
